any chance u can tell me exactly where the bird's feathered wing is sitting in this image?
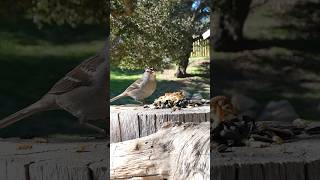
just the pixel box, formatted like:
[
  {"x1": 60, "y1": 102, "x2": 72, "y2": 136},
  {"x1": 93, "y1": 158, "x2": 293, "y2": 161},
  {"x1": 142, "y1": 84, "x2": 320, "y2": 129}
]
[
  {"x1": 48, "y1": 55, "x2": 103, "y2": 95},
  {"x1": 110, "y1": 78, "x2": 143, "y2": 102},
  {"x1": 123, "y1": 78, "x2": 143, "y2": 93}
]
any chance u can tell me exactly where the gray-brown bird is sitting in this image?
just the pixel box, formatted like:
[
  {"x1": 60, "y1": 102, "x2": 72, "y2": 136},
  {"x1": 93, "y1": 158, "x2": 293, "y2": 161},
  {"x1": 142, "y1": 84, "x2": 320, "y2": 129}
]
[
  {"x1": 0, "y1": 38, "x2": 110, "y2": 134},
  {"x1": 110, "y1": 67, "x2": 156, "y2": 104}
]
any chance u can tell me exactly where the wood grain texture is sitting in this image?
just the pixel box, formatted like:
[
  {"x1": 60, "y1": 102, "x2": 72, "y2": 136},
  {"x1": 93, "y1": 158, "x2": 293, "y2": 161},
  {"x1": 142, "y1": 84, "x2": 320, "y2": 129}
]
[
  {"x1": 0, "y1": 159, "x2": 7, "y2": 180},
  {"x1": 110, "y1": 112, "x2": 121, "y2": 142},
  {"x1": 110, "y1": 122, "x2": 210, "y2": 180},
  {"x1": 211, "y1": 134, "x2": 320, "y2": 180},
  {"x1": 211, "y1": 165, "x2": 236, "y2": 180},
  {"x1": 263, "y1": 162, "x2": 283, "y2": 180},
  {"x1": 110, "y1": 105, "x2": 210, "y2": 143},
  {"x1": 29, "y1": 162, "x2": 91, "y2": 180},
  {"x1": 138, "y1": 113, "x2": 156, "y2": 137},
  {"x1": 119, "y1": 112, "x2": 139, "y2": 141},
  {"x1": 307, "y1": 159, "x2": 320, "y2": 180},
  {"x1": 0, "y1": 140, "x2": 108, "y2": 180},
  {"x1": 89, "y1": 160, "x2": 109, "y2": 180},
  {"x1": 155, "y1": 113, "x2": 168, "y2": 130}
]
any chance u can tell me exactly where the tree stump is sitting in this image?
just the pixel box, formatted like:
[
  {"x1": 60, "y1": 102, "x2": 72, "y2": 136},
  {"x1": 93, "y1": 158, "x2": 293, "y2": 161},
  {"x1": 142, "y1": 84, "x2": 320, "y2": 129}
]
[
  {"x1": 0, "y1": 138, "x2": 108, "y2": 180},
  {"x1": 211, "y1": 135, "x2": 320, "y2": 180},
  {"x1": 110, "y1": 122, "x2": 210, "y2": 180},
  {"x1": 110, "y1": 105, "x2": 210, "y2": 143}
]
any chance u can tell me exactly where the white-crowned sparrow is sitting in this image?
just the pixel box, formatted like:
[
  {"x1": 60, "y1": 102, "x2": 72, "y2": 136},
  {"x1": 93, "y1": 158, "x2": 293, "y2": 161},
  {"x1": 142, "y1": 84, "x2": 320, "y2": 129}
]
[
  {"x1": 110, "y1": 67, "x2": 156, "y2": 104},
  {"x1": 0, "y1": 38, "x2": 111, "y2": 135}
]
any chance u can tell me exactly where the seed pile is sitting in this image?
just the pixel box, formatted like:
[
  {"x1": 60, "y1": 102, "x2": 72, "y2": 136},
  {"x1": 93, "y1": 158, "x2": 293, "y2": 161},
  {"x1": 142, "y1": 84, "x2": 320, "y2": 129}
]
[
  {"x1": 212, "y1": 115, "x2": 320, "y2": 152},
  {"x1": 152, "y1": 91, "x2": 209, "y2": 109}
]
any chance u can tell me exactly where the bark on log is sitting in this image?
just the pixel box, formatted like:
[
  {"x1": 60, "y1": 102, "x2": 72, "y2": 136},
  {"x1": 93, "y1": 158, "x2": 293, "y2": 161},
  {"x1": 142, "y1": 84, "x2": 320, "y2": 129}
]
[
  {"x1": 110, "y1": 105, "x2": 210, "y2": 143},
  {"x1": 110, "y1": 122, "x2": 210, "y2": 180}
]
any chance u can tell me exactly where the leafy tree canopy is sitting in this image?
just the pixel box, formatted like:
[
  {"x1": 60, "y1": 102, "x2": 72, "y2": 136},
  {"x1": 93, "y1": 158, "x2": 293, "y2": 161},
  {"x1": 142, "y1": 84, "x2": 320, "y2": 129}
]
[
  {"x1": 32, "y1": 0, "x2": 108, "y2": 27},
  {"x1": 0, "y1": 0, "x2": 108, "y2": 29},
  {"x1": 111, "y1": 0, "x2": 210, "y2": 70}
]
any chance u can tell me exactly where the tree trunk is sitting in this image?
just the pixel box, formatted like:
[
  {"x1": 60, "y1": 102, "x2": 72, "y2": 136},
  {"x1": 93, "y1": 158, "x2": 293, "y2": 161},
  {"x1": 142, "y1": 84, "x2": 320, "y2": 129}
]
[
  {"x1": 211, "y1": 0, "x2": 252, "y2": 51},
  {"x1": 175, "y1": 36, "x2": 193, "y2": 78},
  {"x1": 110, "y1": 122, "x2": 210, "y2": 180},
  {"x1": 175, "y1": 56, "x2": 190, "y2": 78}
]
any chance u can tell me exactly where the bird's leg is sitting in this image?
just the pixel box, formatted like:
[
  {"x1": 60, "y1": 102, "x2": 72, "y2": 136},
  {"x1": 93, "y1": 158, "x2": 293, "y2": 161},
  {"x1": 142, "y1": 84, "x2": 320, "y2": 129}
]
[
  {"x1": 79, "y1": 118, "x2": 106, "y2": 136},
  {"x1": 134, "y1": 99, "x2": 144, "y2": 105},
  {"x1": 85, "y1": 123, "x2": 106, "y2": 134},
  {"x1": 142, "y1": 99, "x2": 147, "y2": 105}
]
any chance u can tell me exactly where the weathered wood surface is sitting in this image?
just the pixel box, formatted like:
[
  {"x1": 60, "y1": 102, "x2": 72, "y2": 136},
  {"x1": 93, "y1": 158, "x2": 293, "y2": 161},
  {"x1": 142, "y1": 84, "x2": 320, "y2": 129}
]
[
  {"x1": 110, "y1": 105, "x2": 210, "y2": 143},
  {"x1": 0, "y1": 138, "x2": 108, "y2": 180},
  {"x1": 110, "y1": 122, "x2": 210, "y2": 180},
  {"x1": 212, "y1": 135, "x2": 320, "y2": 180},
  {"x1": 111, "y1": 121, "x2": 320, "y2": 180}
]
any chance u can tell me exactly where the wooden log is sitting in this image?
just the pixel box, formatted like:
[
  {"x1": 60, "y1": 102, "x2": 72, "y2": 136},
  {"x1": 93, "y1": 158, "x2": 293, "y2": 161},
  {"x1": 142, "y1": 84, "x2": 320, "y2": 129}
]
[
  {"x1": 307, "y1": 159, "x2": 320, "y2": 180},
  {"x1": 110, "y1": 119, "x2": 320, "y2": 180},
  {"x1": 110, "y1": 105, "x2": 210, "y2": 143},
  {"x1": 118, "y1": 112, "x2": 139, "y2": 141},
  {"x1": 89, "y1": 160, "x2": 109, "y2": 180},
  {"x1": 0, "y1": 139, "x2": 108, "y2": 180},
  {"x1": 110, "y1": 122, "x2": 210, "y2": 180},
  {"x1": 211, "y1": 134, "x2": 320, "y2": 180},
  {"x1": 110, "y1": 112, "x2": 121, "y2": 142}
]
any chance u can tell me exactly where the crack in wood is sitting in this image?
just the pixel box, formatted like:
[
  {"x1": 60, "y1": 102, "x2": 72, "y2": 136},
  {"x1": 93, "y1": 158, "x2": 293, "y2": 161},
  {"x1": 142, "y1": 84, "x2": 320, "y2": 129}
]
[
  {"x1": 117, "y1": 113, "x2": 122, "y2": 142},
  {"x1": 112, "y1": 174, "x2": 164, "y2": 179},
  {"x1": 12, "y1": 149, "x2": 63, "y2": 156},
  {"x1": 24, "y1": 161, "x2": 35, "y2": 180}
]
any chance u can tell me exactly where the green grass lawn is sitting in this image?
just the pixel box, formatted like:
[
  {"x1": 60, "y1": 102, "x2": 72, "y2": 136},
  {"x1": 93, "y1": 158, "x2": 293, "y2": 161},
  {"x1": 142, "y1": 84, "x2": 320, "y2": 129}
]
[{"x1": 0, "y1": 18, "x2": 106, "y2": 137}]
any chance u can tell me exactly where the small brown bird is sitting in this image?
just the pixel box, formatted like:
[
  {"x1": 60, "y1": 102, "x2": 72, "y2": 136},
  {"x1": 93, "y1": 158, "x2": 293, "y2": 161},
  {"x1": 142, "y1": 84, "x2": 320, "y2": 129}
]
[
  {"x1": 211, "y1": 96, "x2": 236, "y2": 129},
  {"x1": 0, "y1": 38, "x2": 110, "y2": 134},
  {"x1": 110, "y1": 67, "x2": 156, "y2": 104}
]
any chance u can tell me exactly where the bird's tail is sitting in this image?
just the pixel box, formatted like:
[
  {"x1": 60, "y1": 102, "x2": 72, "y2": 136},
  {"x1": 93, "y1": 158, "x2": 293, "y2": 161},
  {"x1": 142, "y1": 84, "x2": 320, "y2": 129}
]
[
  {"x1": 0, "y1": 100, "x2": 52, "y2": 129},
  {"x1": 110, "y1": 94, "x2": 125, "y2": 102}
]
